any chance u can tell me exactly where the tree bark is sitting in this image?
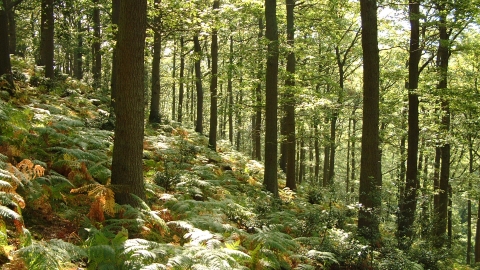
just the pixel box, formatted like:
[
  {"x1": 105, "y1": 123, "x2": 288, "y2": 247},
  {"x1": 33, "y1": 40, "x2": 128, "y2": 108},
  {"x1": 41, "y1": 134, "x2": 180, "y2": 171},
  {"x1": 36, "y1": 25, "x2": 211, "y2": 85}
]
[
  {"x1": 111, "y1": 0, "x2": 147, "y2": 206},
  {"x1": 194, "y1": 34, "x2": 203, "y2": 134},
  {"x1": 228, "y1": 35, "x2": 234, "y2": 144},
  {"x1": 109, "y1": 0, "x2": 120, "y2": 117},
  {"x1": 178, "y1": 37, "x2": 185, "y2": 123},
  {"x1": 0, "y1": 8, "x2": 15, "y2": 96},
  {"x1": 40, "y1": 0, "x2": 54, "y2": 79},
  {"x1": 263, "y1": 0, "x2": 279, "y2": 196},
  {"x1": 284, "y1": 0, "x2": 296, "y2": 191},
  {"x1": 434, "y1": 1, "x2": 450, "y2": 248},
  {"x1": 254, "y1": 17, "x2": 263, "y2": 161},
  {"x1": 149, "y1": 0, "x2": 161, "y2": 124},
  {"x1": 92, "y1": 0, "x2": 101, "y2": 89},
  {"x1": 397, "y1": 0, "x2": 421, "y2": 250},
  {"x1": 358, "y1": 0, "x2": 381, "y2": 244},
  {"x1": 74, "y1": 20, "x2": 83, "y2": 80},
  {"x1": 208, "y1": 0, "x2": 220, "y2": 151}
]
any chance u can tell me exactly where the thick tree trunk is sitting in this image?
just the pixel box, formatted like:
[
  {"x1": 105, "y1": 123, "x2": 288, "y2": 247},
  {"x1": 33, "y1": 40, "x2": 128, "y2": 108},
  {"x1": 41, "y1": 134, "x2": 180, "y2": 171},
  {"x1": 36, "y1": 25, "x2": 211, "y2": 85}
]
[
  {"x1": 358, "y1": 0, "x2": 381, "y2": 244},
  {"x1": 111, "y1": 0, "x2": 147, "y2": 206},
  {"x1": 397, "y1": 0, "x2": 421, "y2": 250},
  {"x1": 194, "y1": 34, "x2": 203, "y2": 134},
  {"x1": 208, "y1": 0, "x2": 219, "y2": 150},
  {"x1": 263, "y1": 0, "x2": 279, "y2": 196},
  {"x1": 149, "y1": 0, "x2": 161, "y2": 124},
  {"x1": 0, "y1": 8, "x2": 15, "y2": 96}
]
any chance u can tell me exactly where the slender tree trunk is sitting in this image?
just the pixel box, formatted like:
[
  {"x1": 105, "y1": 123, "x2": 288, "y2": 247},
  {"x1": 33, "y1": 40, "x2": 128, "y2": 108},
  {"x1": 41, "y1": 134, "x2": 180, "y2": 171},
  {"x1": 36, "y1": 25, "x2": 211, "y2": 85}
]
[
  {"x1": 254, "y1": 17, "x2": 263, "y2": 161},
  {"x1": 40, "y1": 0, "x2": 54, "y2": 79},
  {"x1": 299, "y1": 139, "x2": 305, "y2": 184},
  {"x1": 434, "y1": 2, "x2": 450, "y2": 248},
  {"x1": 228, "y1": 35, "x2": 234, "y2": 144},
  {"x1": 149, "y1": 0, "x2": 161, "y2": 124},
  {"x1": 194, "y1": 34, "x2": 204, "y2": 134},
  {"x1": 178, "y1": 37, "x2": 185, "y2": 123},
  {"x1": 109, "y1": 0, "x2": 120, "y2": 117},
  {"x1": 314, "y1": 119, "x2": 320, "y2": 183},
  {"x1": 475, "y1": 198, "x2": 480, "y2": 262},
  {"x1": 92, "y1": 0, "x2": 101, "y2": 89},
  {"x1": 358, "y1": 0, "x2": 381, "y2": 244},
  {"x1": 398, "y1": 0, "x2": 421, "y2": 250},
  {"x1": 467, "y1": 135, "x2": 473, "y2": 264},
  {"x1": 263, "y1": 0, "x2": 279, "y2": 196},
  {"x1": 208, "y1": 0, "x2": 220, "y2": 150},
  {"x1": 111, "y1": 0, "x2": 147, "y2": 206},
  {"x1": 171, "y1": 43, "x2": 176, "y2": 121},
  {"x1": 284, "y1": 0, "x2": 296, "y2": 190}
]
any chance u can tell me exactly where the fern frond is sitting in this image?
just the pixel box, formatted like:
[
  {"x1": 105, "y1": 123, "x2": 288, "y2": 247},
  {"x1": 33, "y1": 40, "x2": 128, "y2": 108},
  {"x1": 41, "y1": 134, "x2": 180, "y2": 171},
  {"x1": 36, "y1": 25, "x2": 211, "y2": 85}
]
[
  {"x1": 306, "y1": 250, "x2": 338, "y2": 265},
  {"x1": 168, "y1": 254, "x2": 194, "y2": 270},
  {"x1": 139, "y1": 263, "x2": 168, "y2": 270},
  {"x1": 0, "y1": 180, "x2": 13, "y2": 191},
  {"x1": 70, "y1": 183, "x2": 100, "y2": 194},
  {"x1": 0, "y1": 205, "x2": 22, "y2": 221},
  {"x1": 247, "y1": 226, "x2": 299, "y2": 253}
]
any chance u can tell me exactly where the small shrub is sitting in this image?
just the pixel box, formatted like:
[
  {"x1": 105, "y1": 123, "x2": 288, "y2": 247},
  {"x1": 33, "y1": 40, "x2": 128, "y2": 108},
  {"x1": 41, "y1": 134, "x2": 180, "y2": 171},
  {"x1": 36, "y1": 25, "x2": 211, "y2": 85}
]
[{"x1": 153, "y1": 171, "x2": 180, "y2": 192}]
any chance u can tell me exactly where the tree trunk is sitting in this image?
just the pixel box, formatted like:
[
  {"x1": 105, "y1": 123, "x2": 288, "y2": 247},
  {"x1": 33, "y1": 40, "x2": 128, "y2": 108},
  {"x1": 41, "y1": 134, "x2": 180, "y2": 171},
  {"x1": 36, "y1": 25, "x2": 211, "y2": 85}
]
[
  {"x1": 253, "y1": 17, "x2": 263, "y2": 161},
  {"x1": 149, "y1": 0, "x2": 161, "y2": 124},
  {"x1": 109, "y1": 0, "x2": 120, "y2": 116},
  {"x1": 74, "y1": 20, "x2": 83, "y2": 80},
  {"x1": 467, "y1": 135, "x2": 473, "y2": 264},
  {"x1": 194, "y1": 34, "x2": 203, "y2": 134},
  {"x1": 92, "y1": 0, "x2": 101, "y2": 89},
  {"x1": 284, "y1": 0, "x2": 296, "y2": 191},
  {"x1": 351, "y1": 115, "x2": 357, "y2": 194},
  {"x1": 40, "y1": 0, "x2": 54, "y2": 79},
  {"x1": 358, "y1": 0, "x2": 381, "y2": 244},
  {"x1": 0, "y1": 8, "x2": 15, "y2": 96},
  {"x1": 178, "y1": 37, "x2": 185, "y2": 123},
  {"x1": 263, "y1": 0, "x2": 279, "y2": 196},
  {"x1": 208, "y1": 0, "x2": 219, "y2": 151},
  {"x1": 398, "y1": 0, "x2": 421, "y2": 250},
  {"x1": 171, "y1": 43, "x2": 176, "y2": 121},
  {"x1": 434, "y1": 2, "x2": 450, "y2": 247},
  {"x1": 228, "y1": 35, "x2": 234, "y2": 144},
  {"x1": 3, "y1": 0, "x2": 16, "y2": 55},
  {"x1": 475, "y1": 198, "x2": 480, "y2": 262},
  {"x1": 111, "y1": 0, "x2": 147, "y2": 206}
]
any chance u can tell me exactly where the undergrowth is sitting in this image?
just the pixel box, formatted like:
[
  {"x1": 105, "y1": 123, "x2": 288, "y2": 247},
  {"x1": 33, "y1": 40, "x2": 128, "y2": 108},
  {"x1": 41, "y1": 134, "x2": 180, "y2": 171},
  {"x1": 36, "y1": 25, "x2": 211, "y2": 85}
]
[{"x1": 0, "y1": 58, "x2": 438, "y2": 270}]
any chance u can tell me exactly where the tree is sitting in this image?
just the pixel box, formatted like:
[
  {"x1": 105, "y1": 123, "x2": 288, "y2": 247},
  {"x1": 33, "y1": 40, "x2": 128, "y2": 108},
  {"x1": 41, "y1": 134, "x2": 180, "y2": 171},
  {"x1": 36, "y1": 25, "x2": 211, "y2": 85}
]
[
  {"x1": 110, "y1": 0, "x2": 147, "y2": 206},
  {"x1": 149, "y1": 0, "x2": 162, "y2": 124},
  {"x1": 39, "y1": 0, "x2": 54, "y2": 79},
  {"x1": 253, "y1": 17, "x2": 263, "y2": 161},
  {"x1": 0, "y1": 3, "x2": 15, "y2": 96},
  {"x1": 283, "y1": 0, "x2": 296, "y2": 191},
  {"x1": 397, "y1": 0, "x2": 421, "y2": 250},
  {"x1": 358, "y1": 0, "x2": 381, "y2": 244},
  {"x1": 263, "y1": 0, "x2": 279, "y2": 196},
  {"x1": 208, "y1": 0, "x2": 220, "y2": 151},
  {"x1": 92, "y1": 0, "x2": 101, "y2": 89},
  {"x1": 194, "y1": 34, "x2": 204, "y2": 134}
]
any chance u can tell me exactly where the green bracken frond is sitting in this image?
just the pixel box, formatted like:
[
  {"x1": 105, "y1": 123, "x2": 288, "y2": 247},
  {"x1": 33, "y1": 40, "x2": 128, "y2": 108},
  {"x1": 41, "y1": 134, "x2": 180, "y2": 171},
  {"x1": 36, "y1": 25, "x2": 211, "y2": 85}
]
[
  {"x1": 0, "y1": 180, "x2": 13, "y2": 191},
  {"x1": 0, "y1": 205, "x2": 22, "y2": 221}
]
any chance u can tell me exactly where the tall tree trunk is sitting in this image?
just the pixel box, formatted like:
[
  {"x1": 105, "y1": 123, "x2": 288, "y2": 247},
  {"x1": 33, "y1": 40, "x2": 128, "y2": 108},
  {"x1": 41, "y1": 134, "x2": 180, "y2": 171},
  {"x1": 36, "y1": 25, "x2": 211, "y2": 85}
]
[
  {"x1": 475, "y1": 198, "x2": 480, "y2": 262},
  {"x1": 149, "y1": 0, "x2": 161, "y2": 124},
  {"x1": 263, "y1": 0, "x2": 279, "y2": 196},
  {"x1": 351, "y1": 113, "x2": 357, "y2": 193},
  {"x1": 314, "y1": 119, "x2": 320, "y2": 183},
  {"x1": 0, "y1": 7, "x2": 15, "y2": 96},
  {"x1": 358, "y1": 0, "x2": 381, "y2": 244},
  {"x1": 194, "y1": 34, "x2": 204, "y2": 134},
  {"x1": 208, "y1": 0, "x2": 220, "y2": 150},
  {"x1": 178, "y1": 37, "x2": 185, "y2": 123},
  {"x1": 434, "y1": 2, "x2": 450, "y2": 248},
  {"x1": 92, "y1": 0, "x2": 101, "y2": 89},
  {"x1": 171, "y1": 43, "x2": 176, "y2": 121},
  {"x1": 467, "y1": 135, "x2": 473, "y2": 264},
  {"x1": 111, "y1": 0, "x2": 147, "y2": 206},
  {"x1": 4, "y1": 0, "x2": 16, "y2": 54},
  {"x1": 109, "y1": 0, "x2": 120, "y2": 117},
  {"x1": 40, "y1": 0, "x2": 54, "y2": 79},
  {"x1": 284, "y1": 0, "x2": 296, "y2": 191},
  {"x1": 253, "y1": 17, "x2": 264, "y2": 161},
  {"x1": 228, "y1": 35, "x2": 234, "y2": 144},
  {"x1": 397, "y1": 0, "x2": 421, "y2": 250},
  {"x1": 74, "y1": 20, "x2": 83, "y2": 80}
]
